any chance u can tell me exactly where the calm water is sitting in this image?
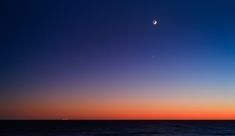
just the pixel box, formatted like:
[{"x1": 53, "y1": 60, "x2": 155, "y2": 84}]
[{"x1": 2, "y1": 120, "x2": 235, "y2": 136}]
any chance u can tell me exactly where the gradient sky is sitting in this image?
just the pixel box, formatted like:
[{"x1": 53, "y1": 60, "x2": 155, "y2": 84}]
[{"x1": 1, "y1": 0, "x2": 235, "y2": 119}]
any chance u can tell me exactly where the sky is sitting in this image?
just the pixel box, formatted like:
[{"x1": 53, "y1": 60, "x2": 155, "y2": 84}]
[{"x1": 1, "y1": 0, "x2": 235, "y2": 119}]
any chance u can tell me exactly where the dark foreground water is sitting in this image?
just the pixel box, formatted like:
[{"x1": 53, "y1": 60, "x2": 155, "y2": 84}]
[{"x1": 2, "y1": 120, "x2": 235, "y2": 136}]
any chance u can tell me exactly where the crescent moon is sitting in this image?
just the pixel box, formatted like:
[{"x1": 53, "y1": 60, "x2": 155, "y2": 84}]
[{"x1": 153, "y1": 20, "x2": 158, "y2": 26}]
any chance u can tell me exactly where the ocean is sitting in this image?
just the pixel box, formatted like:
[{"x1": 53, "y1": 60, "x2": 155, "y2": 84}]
[{"x1": 2, "y1": 120, "x2": 235, "y2": 136}]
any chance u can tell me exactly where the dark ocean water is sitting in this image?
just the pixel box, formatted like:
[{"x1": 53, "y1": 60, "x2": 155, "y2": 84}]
[{"x1": 2, "y1": 120, "x2": 235, "y2": 136}]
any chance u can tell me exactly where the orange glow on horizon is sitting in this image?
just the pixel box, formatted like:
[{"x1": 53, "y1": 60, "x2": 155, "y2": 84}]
[{"x1": 2, "y1": 94, "x2": 235, "y2": 120}]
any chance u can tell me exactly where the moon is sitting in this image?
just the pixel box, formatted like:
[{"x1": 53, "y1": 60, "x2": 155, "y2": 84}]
[{"x1": 153, "y1": 20, "x2": 158, "y2": 26}]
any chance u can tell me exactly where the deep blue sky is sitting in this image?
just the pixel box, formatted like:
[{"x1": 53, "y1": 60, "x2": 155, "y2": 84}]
[{"x1": 1, "y1": 0, "x2": 235, "y2": 119}]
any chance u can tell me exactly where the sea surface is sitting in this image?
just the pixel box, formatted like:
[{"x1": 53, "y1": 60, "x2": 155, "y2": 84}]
[{"x1": 2, "y1": 120, "x2": 235, "y2": 136}]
